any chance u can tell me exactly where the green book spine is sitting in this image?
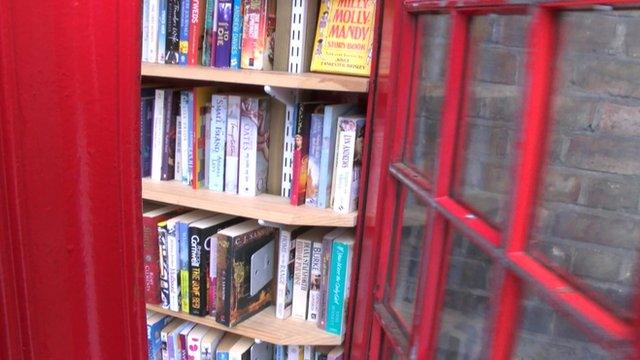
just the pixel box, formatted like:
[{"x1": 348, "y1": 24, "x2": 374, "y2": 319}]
[{"x1": 325, "y1": 240, "x2": 352, "y2": 335}]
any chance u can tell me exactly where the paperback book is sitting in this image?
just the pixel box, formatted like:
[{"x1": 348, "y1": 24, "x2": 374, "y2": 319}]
[{"x1": 238, "y1": 96, "x2": 270, "y2": 196}]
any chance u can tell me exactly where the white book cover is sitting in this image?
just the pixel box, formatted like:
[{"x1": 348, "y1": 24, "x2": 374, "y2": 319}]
[
  {"x1": 303, "y1": 345, "x2": 315, "y2": 360},
  {"x1": 204, "y1": 111, "x2": 211, "y2": 188},
  {"x1": 287, "y1": 345, "x2": 301, "y2": 360},
  {"x1": 186, "y1": 325, "x2": 210, "y2": 360},
  {"x1": 209, "y1": 94, "x2": 228, "y2": 192},
  {"x1": 142, "y1": 0, "x2": 150, "y2": 62},
  {"x1": 238, "y1": 97, "x2": 270, "y2": 196},
  {"x1": 331, "y1": 116, "x2": 364, "y2": 214},
  {"x1": 175, "y1": 115, "x2": 182, "y2": 181},
  {"x1": 200, "y1": 328, "x2": 225, "y2": 360},
  {"x1": 276, "y1": 226, "x2": 306, "y2": 320},
  {"x1": 225, "y1": 95, "x2": 241, "y2": 194},
  {"x1": 151, "y1": 89, "x2": 166, "y2": 180},
  {"x1": 147, "y1": 0, "x2": 160, "y2": 63},
  {"x1": 306, "y1": 240, "x2": 323, "y2": 322},
  {"x1": 292, "y1": 238, "x2": 312, "y2": 320},
  {"x1": 180, "y1": 92, "x2": 190, "y2": 184}
]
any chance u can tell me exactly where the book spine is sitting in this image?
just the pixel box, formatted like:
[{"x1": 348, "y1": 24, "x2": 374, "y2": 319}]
[
  {"x1": 201, "y1": 0, "x2": 215, "y2": 66},
  {"x1": 280, "y1": 105, "x2": 296, "y2": 197},
  {"x1": 229, "y1": 0, "x2": 243, "y2": 69},
  {"x1": 215, "y1": 234, "x2": 231, "y2": 325},
  {"x1": 141, "y1": 96, "x2": 155, "y2": 178},
  {"x1": 168, "y1": 221, "x2": 181, "y2": 311},
  {"x1": 188, "y1": 0, "x2": 205, "y2": 65},
  {"x1": 303, "y1": 346, "x2": 315, "y2": 360},
  {"x1": 325, "y1": 241, "x2": 352, "y2": 335},
  {"x1": 148, "y1": 0, "x2": 160, "y2": 62},
  {"x1": 305, "y1": 114, "x2": 323, "y2": 207},
  {"x1": 179, "y1": 92, "x2": 190, "y2": 184},
  {"x1": 165, "y1": 0, "x2": 181, "y2": 64},
  {"x1": 157, "y1": 0, "x2": 168, "y2": 63},
  {"x1": 187, "y1": 92, "x2": 195, "y2": 186},
  {"x1": 290, "y1": 103, "x2": 311, "y2": 205},
  {"x1": 189, "y1": 227, "x2": 205, "y2": 315},
  {"x1": 187, "y1": 330, "x2": 203, "y2": 360},
  {"x1": 151, "y1": 90, "x2": 166, "y2": 181},
  {"x1": 179, "y1": 222, "x2": 191, "y2": 313},
  {"x1": 161, "y1": 328, "x2": 170, "y2": 360},
  {"x1": 208, "y1": 235, "x2": 218, "y2": 316},
  {"x1": 332, "y1": 119, "x2": 359, "y2": 214},
  {"x1": 275, "y1": 230, "x2": 293, "y2": 319},
  {"x1": 238, "y1": 97, "x2": 269, "y2": 196},
  {"x1": 306, "y1": 241, "x2": 323, "y2": 322},
  {"x1": 178, "y1": 0, "x2": 191, "y2": 64},
  {"x1": 224, "y1": 95, "x2": 240, "y2": 194},
  {"x1": 287, "y1": 346, "x2": 300, "y2": 360},
  {"x1": 142, "y1": 0, "x2": 150, "y2": 62},
  {"x1": 214, "y1": 0, "x2": 233, "y2": 67},
  {"x1": 149, "y1": 317, "x2": 171, "y2": 360},
  {"x1": 143, "y1": 218, "x2": 161, "y2": 304},
  {"x1": 158, "y1": 223, "x2": 171, "y2": 308},
  {"x1": 317, "y1": 109, "x2": 340, "y2": 209},
  {"x1": 274, "y1": 345, "x2": 285, "y2": 360},
  {"x1": 317, "y1": 237, "x2": 333, "y2": 329},
  {"x1": 217, "y1": 352, "x2": 229, "y2": 360},
  {"x1": 292, "y1": 238, "x2": 311, "y2": 320},
  {"x1": 240, "y1": 0, "x2": 264, "y2": 70},
  {"x1": 175, "y1": 115, "x2": 182, "y2": 180},
  {"x1": 204, "y1": 113, "x2": 211, "y2": 188},
  {"x1": 209, "y1": 95, "x2": 227, "y2": 191},
  {"x1": 179, "y1": 332, "x2": 189, "y2": 360},
  {"x1": 161, "y1": 91, "x2": 177, "y2": 181}
]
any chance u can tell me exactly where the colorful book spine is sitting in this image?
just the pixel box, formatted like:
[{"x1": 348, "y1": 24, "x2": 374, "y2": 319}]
[
  {"x1": 165, "y1": 0, "x2": 181, "y2": 64},
  {"x1": 290, "y1": 103, "x2": 317, "y2": 205},
  {"x1": 240, "y1": 0, "x2": 276, "y2": 70},
  {"x1": 209, "y1": 94, "x2": 227, "y2": 191},
  {"x1": 188, "y1": 226, "x2": 206, "y2": 315},
  {"x1": 188, "y1": 0, "x2": 206, "y2": 65},
  {"x1": 178, "y1": 0, "x2": 191, "y2": 64},
  {"x1": 187, "y1": 325, "x2": 210, "y2": 360},
  {"x1": 142, "y1": 0, "x2": 150, "y2": 62},
  {"x1": 292, "y1": 238, "x2": 312, "y2": 320},
  {"x1": 215, "y1": 233, "x2": 231, "y2": 326},
  {"x1": 187, "y1": 92, "x2": 195, "y2": 185},
  {"x1": 325, "y1": 238, "x2": 354, "y2": 336},
  {"x1": 214, "y1": 0, "x2": 233, "y2": 67},
  {"x1": 140, "y1": 89, "x2": 155, "y2": 178},
  {"x1": 176, "y1": 322, "x2": 196, "y2": 360},
  {"x1": 318, "y1": 105, "x2": 354, "y2": 208},
  {"x1": 157, "y1": 0, "x2": 168, "y2": 63},
  {"x1": 178, "y1": 221, "x2": 192, "y2": 313},
  {"x1": 148, "y1": 0, "x2": 160, "y2": 62},
  {"x1": 224, "y1": 95, "x2": 241, "y2": 194},
  {"x1": 307, "y1": 240, "x2": 323, "y2": 322},
  {"x1": 238, "y1": 97, "x2": 270, "y2": 196},
  {"x1": 168, "y1": 220, "x2": 182, "y2": 311},
  {"x1": 202, "y1": 0, "x2": 216, "y2": 66},
  {"x1": 175, "y1": 115, "x2": 182, "y2": 180},
  {"x1": 158, "y1": 222, "x2": 171, "y2": 308},
  {"x1": 147, "y1": 315, "x2": 172, "y2": 360},
  {"x1": 229, "y1": 0, "x2": 243, "y2": 69},
  {"x1": 208, "y1": 235, "x2": 218, "y2": 316},
  {"x1": 151, "y1": 89, "x2": 166, "y2": 181},
  {"x1": 143, "y1": 211, "x2": 182, "y2": 305},
  {"x1": 193, "y1": 87, "x2": 216, "y2": 189},
  {"x1": 161, "y1": 91, "x2": 178, "y2": 181},
  {"x1": 305, "y1": 114, "x2": 324, "y2": 207},
  {"x1": 331, "y1": 116, "x2": 365, "y2": 213},
  {"x1": 317, "y1": 228, "x2": 345, "y2": 329}
]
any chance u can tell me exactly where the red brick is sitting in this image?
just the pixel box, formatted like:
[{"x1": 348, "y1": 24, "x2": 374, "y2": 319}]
[
  {"x1": 564, "y1": 135, "x2": 640, "y2": 175},
  {"x1": 593, "y1": 102, "x2": 640, "y2": 137}
]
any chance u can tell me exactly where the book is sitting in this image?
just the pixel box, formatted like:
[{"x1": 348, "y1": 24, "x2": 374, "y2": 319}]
[
  {"x1": 165, "y1": 0, "x2": 181, "y2": 64},
  {"x1": 309, "y1": 0, "x2": 375, "y2": 77},
  {"x1": 317, "y1": 104, "x2": 357, "y2": 208},
  {"x1": 305, "y1": 113, "x2": 324, "y2": 207},
  {"x1": 228, "y1": 337, "x2": 255, "y2": 360},
  {"x1": 275, "y1": 225, "x2": 310, "y2": 320},
  {"x1": 303, "y1": 346, "x2": 315, "y2": 360},
  {"x1": 141, "y1": 89, "x2": 155, "y2": 178},
  {"x1": 215, "y1": 220, "x2": 276, "y2": 326},
  {"x1": 177, "y1": 322, "x2": 197, "y2": 360},
  {"x1": 250, "y1": 342, "x2": 273, "y2": 360},
  {"x1": 317, "y1": 228, "x2": 346, "y2": 330},
  {"x1": 187, "y1": 324, "x2": 211, "y2": 360},
  {"x1": 215, "y1": 333, "x2": 242, "y2": 360},
  {"x1": 178, "y1": 0, "x2": 191, "y2": 64},
  {"x1": 188, "y1": 0, "x2": 207, "y2": 65},
  {"x1": 151, "y1": 89, "x2": 166, "y2": 180},
  {"x1": 240, "y1": 0, "x2": 276, "y2": 70},
  {"x1": 274, "y1": 345, "x2": 286, "y2": 360},
  {"x1": 189, "y1": 214, "x2": 243, "y2": 316},
  {"x1": 187, "y1": 92, "x2": 195, "y2": 185},
  {"x1": 161, "y1": 319, "x2": 183, "y2": 360},
  {"x1": 175, "y1": 115, "x2": 182, "y2": 180},
  {"x1": 169, "y1": 321, "x2": 195, "y2": 360},
  {"x1": 290, "y1": 102, "x2": 324, "y2": 205},
  {"x1": 287, "y1": 0, "x2": 319, "y2": 73},
  {"x1": 193, "y1": 87, "x2": 216, "y2": 189},
  {"x1": 287, "y1": 346, "x2": 303, "y2": 360},
  {"x1": 214, "y1": 0, "x2": 233, "y2": 67},
  {"x1": 224, "y1": 95, "x2": 241, "y2": 194},
  {"x1": 307, "y1": 239, "x2": 324, "y2": 322},
  {"x1": 209, "y1": 94, "x2": 228, "y2": 192},
  {"x1": 158, "y1": 221, "x2": 171, "y2": 308},
  {"x1": 331, "y1": 116, "x2": 365, "y2": 214},
  {"x1": 229, "y1": 0, "x2": 243, "y2": 69},
  {"x1": 146, "y1": 312, "x2": 171, "y2": 360},
  {"x1": 327, "y1": 346, "x2": 344, "y2": 360},
  {"x1": 142, "y1": 205, "x2": 185, "y2": 304},
  {"x1": 325, "y1": 231, "x2": 355, "y2": 336},
  {"x1": 292, "y1": 228, "x2": 328, "y2": 320},
  {"x1": 148, "y1": 0, "x2": 160, "y2": 63},
  {"x1": 313, "y1": 346, "x2": 334, "y2": 360},
  {"x1": 202, "y1": 0, "x2": 217, "y2": 66},
  {"x1": 161, "y1": 90, "x2": 179, "y2": 180},
  {"x1": 200, "y1": 328, "x2": 226, "y2": 360},
  {"x1": 238, "y1": 96, "x2": 270, "y2": 196},
  {"x1": 179, "y1": 91, "x2": 191, "y2": 184},
  {"x1": 157, "y1": 0, "x2": 168, "y2": 63},
  {"x1": 142, "y1": 0, "x2": 150, "y2": 62}
]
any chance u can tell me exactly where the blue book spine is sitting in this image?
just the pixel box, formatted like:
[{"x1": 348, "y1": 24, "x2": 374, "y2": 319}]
[
  {"x1": 178, "y1": 0, "x2": 191, "y2": 64},
  {"x1": 325, "y1": 240, "x2": 352, "y2": 335},
  {"x1": 216, "y1": 351, "x2": 229, "y2": 360},
  {"x1": 202, "y1": 0, "x2": 216, "y2": 66},
  {"x1": 229, "y1": 0, "x2": 242, "y2": 69},
  {"x1": 214, "y1": 0, "x2": 233, "y2": 67},
  {"x1": 178, "y1": 221, "x2": 190, "y2": 313},
  {"x1": 305, "y1": 114, "x2": 324, "y2": 207},
  {"x1": 157, "y1": 0, "x2": 168, "y2": 63},
  {"x1": 148, "y1": 316, "x2": 171, "y2": 360},
  {"x1": 141, "y1": 90, "x2": 155, "y2": 177},
  {"x1": 187, "y1": 92, "x2": 194, "y2": 185}
]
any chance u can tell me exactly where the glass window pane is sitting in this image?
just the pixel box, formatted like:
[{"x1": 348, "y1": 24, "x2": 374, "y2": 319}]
[
  {"x1": 512, "y1": 289, "x2": 622, "y2": 359},
  {"x1": 529, "y1": 10, "x2": 640, "y2": 317},
  {"x1": 453, "y1": 14, "x2": 531, "y2": 227},
  {"x1": 405, "y1": 15, "x2": 450, "y2": 182},
  {"x1": 436, "y1": 231, "x2": 494, "y2": 359},
  {"x1": 387, "y1": 189, "x2": 429, "y2": 328}
]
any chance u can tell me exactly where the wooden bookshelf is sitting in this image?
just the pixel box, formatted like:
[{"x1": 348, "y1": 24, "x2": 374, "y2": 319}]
[
  {"x1": 141, "y1": 63, "x2": 370, "y2": 93},
  {"x1": 146, "y1": 304, "x2": 342, "y2": 346},
  {"x1": 141, "y1": 178, "x2": 357, "y2": 227}
]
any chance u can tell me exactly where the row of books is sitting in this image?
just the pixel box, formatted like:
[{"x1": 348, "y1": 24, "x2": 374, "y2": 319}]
[
  {"x1": 141, "y1": 88, "x2": 270, "y2": 196},
  {"x1": 147, "y1": 310, "x2": 345, "y2": 359},
  {"x1": 143, "y1": 204, "x2": 355, "y2": 334}
]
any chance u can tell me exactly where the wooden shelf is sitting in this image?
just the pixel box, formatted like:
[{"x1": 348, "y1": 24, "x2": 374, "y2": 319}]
[
  {"x1": 142, "y1": 179, "x2": 357, "y2": 227},
  {"x1": 141, "y1": 63, "x2": 369, "y2": 93},
  {"x1": 146, "y1": 304, "x2": 342, "y2": 346}
]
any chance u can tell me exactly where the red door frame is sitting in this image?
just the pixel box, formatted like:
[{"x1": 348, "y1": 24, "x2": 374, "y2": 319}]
[
  {"x1": 350, "y1": 0, "x2": 640, "y2": 359},
  {"x1": 0, "y1": 0, "x2": 145, "y2": 358}
]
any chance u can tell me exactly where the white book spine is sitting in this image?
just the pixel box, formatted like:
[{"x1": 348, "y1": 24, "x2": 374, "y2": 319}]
[
  {"x1": 160, "y1": 329, "x2": 169, "y2": 360},
  {"x1": 175, "y1": 115, "x2": 182, "y2": 180},
  {"x1": 180, "y1": 92, "x2": 190, "y2": 185},
  {"x1": 142, "y1": 0, "x2": 150, "y2": 62},
  {"x1": 332, "y1": 123, "x2": 357, "y2": 214},
  {"x1": 204, "y1": 113, "x2": 211, "y2": 188},
  {"x1": 147, "y1": 0, "x2": 160, "y2": 63},
  {"x1": 187, "y1": 327, "x2": 206, "y2": 360},
  {"x1": 238, "y1": 108, "x2": 257, "y2": 196},
  {"x1": 280, "y1": 105, "x2": 296, "y2": 197},
  {"x1": 225, "y1": 95, "x2": 241, "y2": 194},
  {"x1": 306, "y1": 241, "x2": 323, "y2": 322},
  {"x1": 292, "y1": 239, "x2": 312, "y2": 320},
  {"x1": 287, "y1": 345, "x2": 300, "y2": 360},
  {"x1": 209, "y1": 95, "x2": 227, "y2": 192},
  {"x1": 276, "y1": 230, "x2": 293, "y2": 319},
  {"x1": 303, "y1": 345, "x2": 314, "y2": 360},
  {"x1": 167, "y1": 222, "x2": 181, "y2": 312},
  {"x1": 151, "y1": 90, "x2": 166, "y2": 181}
]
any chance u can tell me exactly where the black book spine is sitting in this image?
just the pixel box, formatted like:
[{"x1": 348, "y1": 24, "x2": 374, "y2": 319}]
[
  {"x1": 161, "y1": 91, "x2": 178, "y2": 180},
  {"x1": 189, "y1": 226, "x2": 204, "y2": 315},
  {"x1": 165, "y1": 0, "x2": 181, "y2": 65},
  {"x1": 216, "y1": 234, "x2": 232, "y2": 326}
]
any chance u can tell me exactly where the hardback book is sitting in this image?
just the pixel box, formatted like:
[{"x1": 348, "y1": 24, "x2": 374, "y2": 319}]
[
  {"x1": 160, "y1": 319, "x2": 183, "y2": 360},
  {"x1": 287, "y1": 346, "x2": 303, "y2": 360},
  {"x1": 158, "y1": 220, "x2": 171, "y2": 308},
  {"x1": 157, "y1": 0, "x2": 168, "y2": 63},
  {"x1": 165, "y1": 0, "x2": 181, "y2": 64},
  {"x1": 287, "y1": 0, "x2": 319, "y2": 73},
  {"x1": 290, "y1": 102, "x2": 325, "y2": 205},
  {"x1": 307, "y1": 239, "x2": 324, "y2": 322},
  {"x1": 292, "y1": 228, "x2": 329, "y2": 320},
  {"x1": 200, "y1": 328, "x2": 226, "y2": 360},
  {"x1": 250, "y1": 342, "x2": 273, "y2": 360},
  {"x1": 201, "y1": 0, "x2": 216, "y2": 66},
  {"x1": 175, "y1": 115, "x2": 182, "y2": 180},
  {"x1": 209, "y1": 94, "x2": 228, "y2": 192},
  {"x1": 304, "y1": 113, "x2": 324, "y2": 207},
  {"x1": 325, "y1": 231, "x2": 355, "y2": 336},
  {"x1": 214, "y1": 0, "x2": 233, "y2": 67},
  {"x1": 141, "y1": 89, "x2": 155, "y2": 178},
  {"x1": 177, "y1": 322, "x2": 197, "y2": 360},
  {"x1": 275, "y1": 225, "x2": 310, "y2": 319},
  {"x1": 151, "y1": 89, "x2": 166, "y2": 180},
  {"x1": 238, "y1": 96, "x2": 270, "y2": 196},
  {"x1": 224, "y1": 95, "x2": 241, "y2": 193},
  {"x1": 187, "y1": 324, "x2": 211, "y2": 360},
  {"x1": 274, "y1": 345, "x2": 286, "y2": 360},
  {"x1": 142, "y1": 0, "x2": 150, "y2": 62},
  {"x1": 193, "y1": 87, "x2": 216, "y2": 189},
  {"x1": 331, "y1": 116, "x2": 365, "y2": 214},
  {"x1": 167, "y1": 210, "x2": 212, "y2": 311},
  {"x1": 303, "y1": 346, "x2": 315, "y2": 360},
  {"x1": 327, "y1": 346, "x2": 344, "y2": 360},
  {"x1": 146, "y1": 312, "x2": 171, "y2": 360},
  {"x1": 142, "y1": 205, "x2": 185, "y2": 304},
  {"x1": 309, "y1": 0, "x2": 376, "y2": 77},
  {"x1": 229, "y1": 0, "x2": 243, "y2": 69},
  {"x1": 188, "y1": 0, "x2": 206, "y2": 65},
  {"x1": 178, "y1": 0, "x2": 191, "y2": 64},
  {"x1": 240, "y1": 0, "x2": 276, "y2": 70},
  {"x1": 189, "y1": 214, "x2": 243, "y2": 316},
  {"x1": 215, "y1": 333, "x2": 241, "y2": 359},
  {"x1": 317, "y1": 104, "x2": 357, "y2": 208},
  {"x1": 147, "y1": 0, "x2": 160, "y2": 63},
  {"x1": 215, "y1": 220, "x2": 276, "y2": 326},
  {"x1": 169, "y1": 321, "x2": 195, "y2": 360},
  {"x1": 317, "y1": 228, "x2": 346, "y2": 330},
  {"x1": 161, "y1": 90, "x2": 179, "y2": 180}
]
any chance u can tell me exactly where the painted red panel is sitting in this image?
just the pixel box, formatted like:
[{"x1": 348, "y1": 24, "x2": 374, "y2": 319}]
[{"x1": 0, "y1": 0, "x2": 144, "y2": 359}]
